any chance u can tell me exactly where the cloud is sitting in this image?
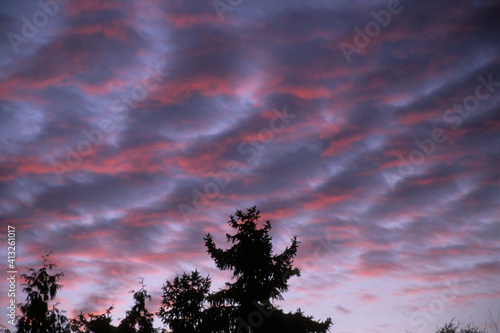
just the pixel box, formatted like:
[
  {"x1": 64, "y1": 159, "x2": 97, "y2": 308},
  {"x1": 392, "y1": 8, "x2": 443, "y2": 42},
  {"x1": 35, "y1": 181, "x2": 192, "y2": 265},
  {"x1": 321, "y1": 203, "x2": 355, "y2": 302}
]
[{"x1": 1, "y1": 0, "x2": 499, "y2": 332}]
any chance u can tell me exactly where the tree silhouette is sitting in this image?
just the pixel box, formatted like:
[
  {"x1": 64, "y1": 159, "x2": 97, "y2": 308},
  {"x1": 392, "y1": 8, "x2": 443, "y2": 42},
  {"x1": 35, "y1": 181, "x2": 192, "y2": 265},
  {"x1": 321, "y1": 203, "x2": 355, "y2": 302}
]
[
  {"x1": 117, "y1": 279, "x2": 157, "y2": 333},
  {"x1": 258, "y1": 308, "x2": 332, "y2": 333},
  {"x1": 70, "y1": 306, "x2": 117, "y2": 333},
  {"x1": 12, "y1": 207, "x2": 333, "y2": 333},
  {"x1": 434, "y1": 319, "x2": 486, "y2": 333},
  {"x1": 203, "y1": 206, "x2": 332, "y2": 332},
  {"x1": 17, "y1": 252, "x2": 70, "y2": 333},
  {"x1": 118, "y1": 278, "x2": 157, "y2": 333},
  {"x1": 118, "y1": 280, "x2": 156, "y2": 333},
  {"x1": 158, "y1": 270, "x2": 211, "y2": 333}
]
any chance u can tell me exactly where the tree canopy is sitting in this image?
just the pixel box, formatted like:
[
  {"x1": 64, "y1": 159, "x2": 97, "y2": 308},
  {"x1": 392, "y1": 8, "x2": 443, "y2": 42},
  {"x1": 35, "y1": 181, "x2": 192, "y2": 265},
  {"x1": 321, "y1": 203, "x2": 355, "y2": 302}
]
[
  {"x1": 203, "y1": 206, "x2": 331, "y2": 332},
  {"x1": 158, "y1": 270, "x2": 210, "y2": 333},
  {"x1": 11, "y1": 207, "x2": 334, "y2": 333},
  {"x1": 17, "y1": 252, "x2": 69, "y2": 333},
  {"x1": 4, "y1": 206, "x2": 499, "y2": 333}
]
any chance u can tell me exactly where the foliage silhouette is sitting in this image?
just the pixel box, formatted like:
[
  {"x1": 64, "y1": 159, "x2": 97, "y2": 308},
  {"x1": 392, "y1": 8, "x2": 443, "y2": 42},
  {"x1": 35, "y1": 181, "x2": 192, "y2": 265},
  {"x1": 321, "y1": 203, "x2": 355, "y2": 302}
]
[
  {"x1": 8, "y1": 217, "x2": 500, "y2": 333},
  {"x1": 204, "y1": 206, "x2": 332, "y2": 333},
  {"x1": 158, "y1": 270, "x2": 211, "y2": 333},
  {"x1": 258, "y1": 308, "x2": 332, "y2": 333},
  {"x1": 117, "y1": 279, "x2": 157, "y2": 333},
  {"x1": 434, "y1": 319, "x2": 486, "y2": 333},
  {"x1": 11, "y1": 207, "x2": 335, "y2": 333},
  {"x1": 70, "y1": 306, "x2": 117, "y2": 333},
  {"x1": 17, "y1": 252, "x2": 70, "y2": 333}
]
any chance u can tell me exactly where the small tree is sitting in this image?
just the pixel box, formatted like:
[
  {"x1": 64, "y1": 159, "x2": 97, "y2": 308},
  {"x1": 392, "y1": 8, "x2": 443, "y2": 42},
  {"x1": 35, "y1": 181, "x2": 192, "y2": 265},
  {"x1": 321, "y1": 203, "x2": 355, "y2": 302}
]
[
  {"x1": 158, "y1": 270, "x2": 211, "y2": 333},
  {"x1": 70, "y1": 306, "x2": 117, "y2": 333},
  {"x1": 118, "y1": 279, "x2": 157, "y2": 333},
  {"x1": 17, "y1": 252, "x2": 70, "y2": 333}
]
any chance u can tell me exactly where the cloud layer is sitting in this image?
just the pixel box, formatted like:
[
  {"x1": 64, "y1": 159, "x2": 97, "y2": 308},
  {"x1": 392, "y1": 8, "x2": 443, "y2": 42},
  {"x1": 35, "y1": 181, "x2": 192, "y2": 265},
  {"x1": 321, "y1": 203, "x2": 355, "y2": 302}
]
[{"x1": 1, "y1": 0, "x2": 499, "y2": 332}]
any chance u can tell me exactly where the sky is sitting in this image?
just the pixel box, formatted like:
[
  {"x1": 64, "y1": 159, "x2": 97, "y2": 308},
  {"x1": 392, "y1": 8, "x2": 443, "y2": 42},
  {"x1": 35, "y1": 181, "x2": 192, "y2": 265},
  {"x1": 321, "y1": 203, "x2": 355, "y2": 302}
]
[{"x1": 1, "y1": 0, "x2": 500, "y2": 332}]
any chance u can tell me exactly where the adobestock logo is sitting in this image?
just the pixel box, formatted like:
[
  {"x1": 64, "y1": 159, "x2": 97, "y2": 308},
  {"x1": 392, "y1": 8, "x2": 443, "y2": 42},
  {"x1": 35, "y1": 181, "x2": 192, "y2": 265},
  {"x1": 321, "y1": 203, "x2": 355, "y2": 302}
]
[
  {"x1": 178, "y1": 106, "x2": 295, "y2": 220},
  {"x1": 51, "y1": 63, "x2": 168, "y2": 182},
  {"x1": 408, "y1": 279, "x2": 461, "y2": 333},
  {"x1": 6, "y1": 0, "x2": 71, "y2": 54},
  {"x1": 384, "y1": 73, "x2": 500, "y2": 191},
  {"x1": 340, "y1": 0, "x2": 411, "y2": 64}
]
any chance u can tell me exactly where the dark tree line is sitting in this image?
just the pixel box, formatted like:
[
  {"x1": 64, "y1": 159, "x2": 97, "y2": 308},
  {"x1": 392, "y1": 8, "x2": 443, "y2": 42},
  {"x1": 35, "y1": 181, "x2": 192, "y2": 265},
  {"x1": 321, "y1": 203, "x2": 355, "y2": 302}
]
[
  {"x1": 4, "y1": 207, "x2": 332, "y2": 333},
  {"x1": 157, "y1": 207, "x2": 332, "y2": 333},
  {"x1": 1, "y1": 207, "x2": 493, "y2": 333}
]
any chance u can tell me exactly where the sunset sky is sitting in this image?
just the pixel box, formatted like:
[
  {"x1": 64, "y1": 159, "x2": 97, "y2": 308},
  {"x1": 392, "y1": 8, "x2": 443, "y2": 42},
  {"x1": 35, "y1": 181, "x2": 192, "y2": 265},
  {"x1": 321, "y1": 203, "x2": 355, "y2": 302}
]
[{"x1": 1, "y1": 0, "x2": 500, "y2": 332}]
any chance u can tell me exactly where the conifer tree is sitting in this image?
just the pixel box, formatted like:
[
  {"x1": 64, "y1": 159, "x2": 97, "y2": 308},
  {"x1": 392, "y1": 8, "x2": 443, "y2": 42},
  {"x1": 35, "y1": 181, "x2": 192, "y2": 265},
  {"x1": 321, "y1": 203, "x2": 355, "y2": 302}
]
[
  {"x1": 17, "y1": 252, "x2": 70, "y2": 333},
  {"x1": 158, "y1": 270, "x2": 211, "y2": 333},
  {"x1": 204, "y1": 206, "x2": 332, "y2": 332},
  {"x1": 118, "y1": 279, "x2": 157, "y2": 333}
]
